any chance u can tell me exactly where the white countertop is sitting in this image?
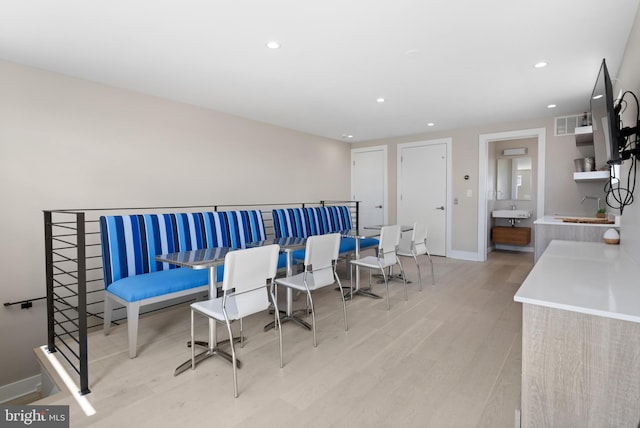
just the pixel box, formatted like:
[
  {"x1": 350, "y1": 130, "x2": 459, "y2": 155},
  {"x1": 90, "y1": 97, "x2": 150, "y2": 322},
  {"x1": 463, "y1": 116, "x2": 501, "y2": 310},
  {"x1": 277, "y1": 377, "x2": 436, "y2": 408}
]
[
  {"x1": 534, "y1": 215, "x2": 620, "y2": 227},
  {"x1": 514, "y1": 240, "x2": 640, "y2": 323}
]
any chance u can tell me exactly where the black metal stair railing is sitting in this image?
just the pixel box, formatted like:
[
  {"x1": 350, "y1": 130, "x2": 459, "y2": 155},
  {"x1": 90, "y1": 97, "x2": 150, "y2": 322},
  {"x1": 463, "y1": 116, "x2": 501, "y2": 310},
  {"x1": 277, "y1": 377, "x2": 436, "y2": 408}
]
[{"x1": 44, "y1": 210, "x2": 91, "y2": 395}]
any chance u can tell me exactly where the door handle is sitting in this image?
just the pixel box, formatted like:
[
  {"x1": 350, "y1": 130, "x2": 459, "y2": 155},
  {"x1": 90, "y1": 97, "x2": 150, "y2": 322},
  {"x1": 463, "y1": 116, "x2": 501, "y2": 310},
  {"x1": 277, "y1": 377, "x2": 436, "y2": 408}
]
[
  {"x1": 435, "y1": 206, "x2": 445, "y2": 211},
  {"x1": 375, "y1": 205, "x2": 383, "y2": 208}
]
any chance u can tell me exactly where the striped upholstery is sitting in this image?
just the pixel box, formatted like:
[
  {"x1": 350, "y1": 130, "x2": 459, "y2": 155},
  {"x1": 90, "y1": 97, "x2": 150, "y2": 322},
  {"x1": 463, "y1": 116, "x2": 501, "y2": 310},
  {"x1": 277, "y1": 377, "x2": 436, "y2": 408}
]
[
  {"x1": 318, "y1": 205, "x2": 354, "y2": 233},
  {"x1": 273, "y1": 208, "x2": 317, "y2": 238},
  {"x1": 100, "y1": 210, "x2": 266, "y2": 290},
  {"x1": 100, "y1": 209, "x2": 277, "y2": 358},
  {"x1": 272, "y1": 206, "x2": 378, "y2": 258},
  {"x1": 272, "y1": 206, "x2": 353, "y2": 238}
]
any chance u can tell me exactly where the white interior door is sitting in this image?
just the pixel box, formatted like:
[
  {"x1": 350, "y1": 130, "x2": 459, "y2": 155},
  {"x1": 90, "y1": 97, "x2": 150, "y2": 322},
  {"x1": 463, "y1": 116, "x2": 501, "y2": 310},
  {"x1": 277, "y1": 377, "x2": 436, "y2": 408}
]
[
  {"x1": 351, "y1": 147, "x2": 387, "y2": 228},
  {"x1": 398, "y1": 141, "x2": 448, "y2": 256}
]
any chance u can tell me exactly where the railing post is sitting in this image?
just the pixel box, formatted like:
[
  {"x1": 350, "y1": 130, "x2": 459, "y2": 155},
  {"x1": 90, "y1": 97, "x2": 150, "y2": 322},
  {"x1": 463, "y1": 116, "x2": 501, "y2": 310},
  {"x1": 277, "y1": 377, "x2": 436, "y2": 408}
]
[
  {"x1": 76, "y1": 212, "x2": 90, "y2": 395},
  {"x1": 44, "y1": 211, "x2": 56, "y2": 353},
  {"x1": 355, "y1": 201, "x2": 360, "y2": 232}
]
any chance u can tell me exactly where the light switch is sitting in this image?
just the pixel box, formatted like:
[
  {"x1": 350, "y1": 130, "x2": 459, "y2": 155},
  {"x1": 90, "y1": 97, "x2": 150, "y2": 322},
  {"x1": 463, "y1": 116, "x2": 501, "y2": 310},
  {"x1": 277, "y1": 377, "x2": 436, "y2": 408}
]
[{"x1": 466, "y1": 189, "x2": 472, "y2": 197}]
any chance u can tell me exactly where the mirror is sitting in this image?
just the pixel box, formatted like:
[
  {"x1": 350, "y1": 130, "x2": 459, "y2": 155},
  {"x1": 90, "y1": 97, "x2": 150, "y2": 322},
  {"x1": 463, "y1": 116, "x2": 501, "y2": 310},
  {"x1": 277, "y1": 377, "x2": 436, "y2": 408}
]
[{"x1": 496, "y1": 157, "x2": 532, "y2": 200}]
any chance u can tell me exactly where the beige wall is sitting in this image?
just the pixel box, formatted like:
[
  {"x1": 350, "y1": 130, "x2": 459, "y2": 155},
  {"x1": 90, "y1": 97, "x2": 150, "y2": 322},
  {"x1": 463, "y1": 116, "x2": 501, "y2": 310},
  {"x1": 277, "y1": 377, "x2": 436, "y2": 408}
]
[
  {"x1": 353, "y1": 118, "x2": 609, "y2": 254},
  {"x1": 0, "y1": 60, "x2": 350, "y2": 387},
  {"x1": 617, "y1": 5, "x2": 640, "y2": 263}
]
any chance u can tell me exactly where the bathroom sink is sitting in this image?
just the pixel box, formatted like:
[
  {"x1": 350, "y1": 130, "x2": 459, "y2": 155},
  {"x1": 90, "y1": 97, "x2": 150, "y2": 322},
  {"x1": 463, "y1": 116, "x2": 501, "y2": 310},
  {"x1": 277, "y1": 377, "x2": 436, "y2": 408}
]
[{"x1": 492, "y1": 210, "x2": 532, "y2": 219}]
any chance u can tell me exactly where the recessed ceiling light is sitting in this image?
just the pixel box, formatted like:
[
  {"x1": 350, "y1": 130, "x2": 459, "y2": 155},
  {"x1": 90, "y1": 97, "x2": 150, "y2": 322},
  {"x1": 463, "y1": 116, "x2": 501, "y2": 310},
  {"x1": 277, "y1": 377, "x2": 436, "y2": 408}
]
[
  {"x1": 266, "y1": 41, "x2": 280, "y2": 49},
  {"x1": 534, "y1": 61, "x2": 548, "y2": 68},
  {"x1": 342, "y1": 134, "x2": 354, "y2": 139},
  {"x1": 547, "y1": 104, "x2": 557, "y2": 109},
  {"x1": 376, "y1": 98, "x2": 385, "y2": 103},
  {"x1": 427, "y1": 122, "x2": 435, "y2": 127}
]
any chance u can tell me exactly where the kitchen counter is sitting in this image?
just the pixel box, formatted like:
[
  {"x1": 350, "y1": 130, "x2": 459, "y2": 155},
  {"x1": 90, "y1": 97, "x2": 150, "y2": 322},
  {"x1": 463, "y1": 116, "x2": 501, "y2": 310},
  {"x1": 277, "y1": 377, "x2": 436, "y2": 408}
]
[
  {"x1": 515, "y1": 240, "x2": 640, "y2": 323},
  {"x1": 515, "y1": 240, "x2": 640, "y2": 427},
  {"x1": 534, "y1": 214, "x2": 619, "y2": 226},
  {"x1": 532, "y1": 216, "x2": 619, "y2": 262}
]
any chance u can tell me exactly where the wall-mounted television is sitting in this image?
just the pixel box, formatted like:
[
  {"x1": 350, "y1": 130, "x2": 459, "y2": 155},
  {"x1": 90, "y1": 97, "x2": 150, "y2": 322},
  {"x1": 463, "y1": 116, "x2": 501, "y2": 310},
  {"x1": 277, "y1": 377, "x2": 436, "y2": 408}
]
[
  {"x1": 591, "y1": 58, "x2": 640, "y2": 213},
  {"x1": 590, "y1": 59, "x2": 623, "y2": 169}
]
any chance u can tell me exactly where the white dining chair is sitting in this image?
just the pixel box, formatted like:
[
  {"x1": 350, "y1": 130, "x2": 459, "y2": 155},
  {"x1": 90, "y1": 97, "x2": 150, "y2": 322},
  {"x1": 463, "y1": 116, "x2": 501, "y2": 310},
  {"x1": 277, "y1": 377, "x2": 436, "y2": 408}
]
[
  {"x1": 349, "y1": 224, "x2": 407, "y2": 310},
  {"x1": 190, "y1": 244, "x2": 282, "y2": 398},
  {"x1": 275, "y1": 233, "x2": 347, "y2": 347},
  {"x1": 397, "y1": 222, "x2": 435, "y2": 290}
]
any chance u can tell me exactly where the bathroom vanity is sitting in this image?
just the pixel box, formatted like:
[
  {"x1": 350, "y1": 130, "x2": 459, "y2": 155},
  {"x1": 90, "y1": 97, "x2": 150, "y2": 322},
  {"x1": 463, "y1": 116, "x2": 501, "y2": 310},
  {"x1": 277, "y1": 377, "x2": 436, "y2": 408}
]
[
  {"x1": 492, "y1": 209, "x2": 533, "y2": 246},
  {"x1": 491, "y1": 226, "x2": 531, "y2": 245},
  {"x1": 533, "y1": 215, "x2": 619, "y2": 262}
]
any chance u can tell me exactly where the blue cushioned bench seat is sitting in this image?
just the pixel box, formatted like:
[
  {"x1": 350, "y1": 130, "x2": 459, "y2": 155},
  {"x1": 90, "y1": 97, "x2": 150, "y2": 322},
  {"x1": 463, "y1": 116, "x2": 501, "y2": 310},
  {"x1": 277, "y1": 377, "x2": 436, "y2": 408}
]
[
  {"x1": 272, "y1": 206, "x2": 378, "y2": 262},
  {"x1": 100, "y1": 210, "x2": 286, "y2": 358}
]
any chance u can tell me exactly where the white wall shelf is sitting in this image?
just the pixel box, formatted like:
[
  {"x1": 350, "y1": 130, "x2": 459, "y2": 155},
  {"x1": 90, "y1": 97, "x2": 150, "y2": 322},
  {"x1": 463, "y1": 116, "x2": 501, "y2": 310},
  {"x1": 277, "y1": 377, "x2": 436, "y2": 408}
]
[
  {"x1": 573, "y1": 171, "x2": 609, "y2": 181},
  {"x1": 574, "y1": 125, "x2": 593, "y2": 146}
]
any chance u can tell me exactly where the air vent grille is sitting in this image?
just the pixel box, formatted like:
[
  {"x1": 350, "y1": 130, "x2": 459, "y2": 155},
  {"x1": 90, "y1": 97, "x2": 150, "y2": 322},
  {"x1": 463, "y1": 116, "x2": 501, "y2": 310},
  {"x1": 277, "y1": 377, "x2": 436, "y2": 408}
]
[{"x1": 555, "y1": 113, "x2": 591, "y2": 136}]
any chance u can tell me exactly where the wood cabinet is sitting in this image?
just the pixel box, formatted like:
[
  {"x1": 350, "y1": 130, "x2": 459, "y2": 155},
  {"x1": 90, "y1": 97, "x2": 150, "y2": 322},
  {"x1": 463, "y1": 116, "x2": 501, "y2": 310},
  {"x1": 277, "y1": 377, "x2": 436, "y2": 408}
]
[
  {"x1": 515, "y1": 241, "x2": 640, "y2": 427},
  {"x1": 491, "y1": 226, "x2": 531, "y2": 245},
  {"x1": 521, "y1": 304, "x2": 640, "y2": 427}
]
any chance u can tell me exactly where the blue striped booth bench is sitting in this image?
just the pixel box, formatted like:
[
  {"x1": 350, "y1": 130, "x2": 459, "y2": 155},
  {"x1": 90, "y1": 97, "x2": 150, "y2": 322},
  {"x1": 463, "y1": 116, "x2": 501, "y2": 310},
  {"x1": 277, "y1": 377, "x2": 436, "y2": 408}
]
[
  {"x1": 272, "y1": 206, "x2": 379, "y2": 262},
  {"x1": 100, "y1": 210, "x2": 284, "y2": 358}
]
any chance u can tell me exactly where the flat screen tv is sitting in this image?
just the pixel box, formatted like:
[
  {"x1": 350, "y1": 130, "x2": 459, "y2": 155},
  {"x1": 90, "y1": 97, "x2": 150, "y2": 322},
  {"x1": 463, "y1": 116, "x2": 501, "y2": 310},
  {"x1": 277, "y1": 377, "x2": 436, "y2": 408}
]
[{"x1": 590, "y1": 59, "x2": 623, "y2": 169}]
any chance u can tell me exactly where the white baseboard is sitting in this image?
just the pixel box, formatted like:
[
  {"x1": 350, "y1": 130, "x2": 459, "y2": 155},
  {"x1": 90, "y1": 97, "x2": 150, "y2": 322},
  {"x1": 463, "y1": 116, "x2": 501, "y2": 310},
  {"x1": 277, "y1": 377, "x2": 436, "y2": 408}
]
[
  {"x1": 447, "y1": 250, "x2": 483, "y2": 261},
  {"x1": 449, "y1": 245, "x2": 532, "y2": 262},
  {"x1": 495, "y1": 244, "x2": 534, "y2": 253},
  {"x1": 0, "y1": 374, "x2": 41, "y2": 404}
]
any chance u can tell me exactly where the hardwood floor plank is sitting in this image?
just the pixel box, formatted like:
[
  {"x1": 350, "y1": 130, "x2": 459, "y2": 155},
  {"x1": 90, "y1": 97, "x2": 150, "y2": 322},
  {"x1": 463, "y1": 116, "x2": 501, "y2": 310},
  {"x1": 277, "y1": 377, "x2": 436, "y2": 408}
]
[{"x1": 36, "y1": 250, "x2": 532, "y2": 428}]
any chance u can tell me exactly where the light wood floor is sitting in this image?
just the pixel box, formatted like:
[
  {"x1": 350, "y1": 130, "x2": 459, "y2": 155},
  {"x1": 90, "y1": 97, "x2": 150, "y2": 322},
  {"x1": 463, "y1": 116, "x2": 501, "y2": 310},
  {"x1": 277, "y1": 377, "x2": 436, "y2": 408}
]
[{"x1": 37, "y1": 250, "x2": 533, "y2": 428}]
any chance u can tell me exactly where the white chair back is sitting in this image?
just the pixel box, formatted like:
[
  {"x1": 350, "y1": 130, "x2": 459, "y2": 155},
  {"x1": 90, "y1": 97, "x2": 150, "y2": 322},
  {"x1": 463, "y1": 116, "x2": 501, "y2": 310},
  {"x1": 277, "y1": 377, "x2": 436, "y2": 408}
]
[
  {"x1": 412, "y1": 223, "x2": 428, "y2": 255},
  {"x1": 379, "y1": 224, "x2": 401, "y2": 265},
  {"x1": 222, "y1": 244, "x2": 280, "y2": 317},
  {"x1": 304, "y1": 233, "x2": 340, "y2": 286}
]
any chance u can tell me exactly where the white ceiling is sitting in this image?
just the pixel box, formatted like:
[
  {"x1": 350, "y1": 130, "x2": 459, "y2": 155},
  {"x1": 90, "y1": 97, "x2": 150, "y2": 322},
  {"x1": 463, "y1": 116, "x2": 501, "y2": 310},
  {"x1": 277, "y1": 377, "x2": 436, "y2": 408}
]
[{"x1": 1, "y1": 0, "x2": 638, "y2": 142}]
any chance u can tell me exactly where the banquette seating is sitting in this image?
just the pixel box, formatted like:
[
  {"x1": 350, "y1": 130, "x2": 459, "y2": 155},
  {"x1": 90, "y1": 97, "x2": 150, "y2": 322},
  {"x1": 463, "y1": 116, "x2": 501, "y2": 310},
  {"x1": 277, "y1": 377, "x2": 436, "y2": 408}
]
[
  {"x1": 271, "y1": 205, "x2": 378, "y2": 262},
  {"x1": 99, "y1": 210, "x2": 287, "y2": 358}
]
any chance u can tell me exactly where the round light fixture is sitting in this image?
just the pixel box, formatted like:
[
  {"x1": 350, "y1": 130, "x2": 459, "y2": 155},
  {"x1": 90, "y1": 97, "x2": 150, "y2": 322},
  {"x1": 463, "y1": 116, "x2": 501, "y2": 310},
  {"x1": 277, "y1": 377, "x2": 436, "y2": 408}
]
[
  {"x1": 547, "y1": 104, "x2": 557, "y2": 109},
  {"x1": 427, "y1": 122, "x2": 435, "y2": 127},
  {"x1": 376, "y1": 98, "x2": 385, "y2": 103},
  {"x1": 534, "y1": 61, "x2": 548, "y2": 68},
  {"x1": 266, "y1": 41, "x2": 280, "y2": 49}
]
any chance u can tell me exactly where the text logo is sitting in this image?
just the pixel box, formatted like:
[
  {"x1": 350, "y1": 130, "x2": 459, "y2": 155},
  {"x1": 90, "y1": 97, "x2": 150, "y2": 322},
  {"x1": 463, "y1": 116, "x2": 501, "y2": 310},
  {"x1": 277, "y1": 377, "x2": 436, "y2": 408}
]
[{"x1": 1, "y1": 406, "x2": 69, "y2": 427}]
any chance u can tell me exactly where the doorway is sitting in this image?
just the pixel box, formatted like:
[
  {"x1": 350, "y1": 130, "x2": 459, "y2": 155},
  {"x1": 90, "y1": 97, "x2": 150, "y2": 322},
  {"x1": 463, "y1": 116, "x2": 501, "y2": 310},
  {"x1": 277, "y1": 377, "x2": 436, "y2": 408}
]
[
  {"x1": 397, "y1": 139, "x2": 451, "y2": 256},
  {"x1": 351, "y1": 146, "x2": 388, "y2": 228},
  {"x1": 478, "y1": 128, "x2": 546, "y2": 262}
]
